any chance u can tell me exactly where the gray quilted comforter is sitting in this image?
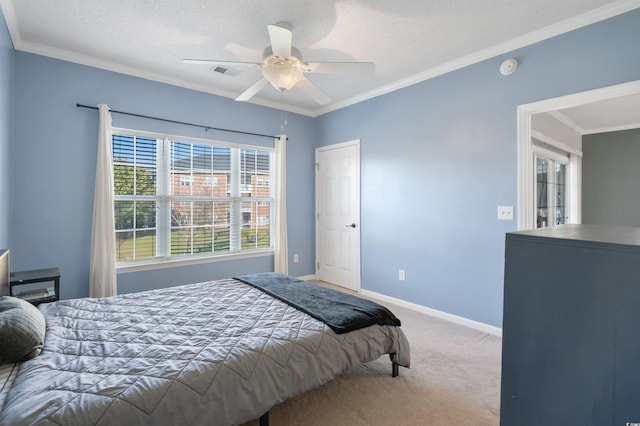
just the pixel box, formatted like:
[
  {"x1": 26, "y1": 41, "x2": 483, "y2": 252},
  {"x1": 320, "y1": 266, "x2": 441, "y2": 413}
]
[{"x1": 0, "y1": 278, "x2": 410, "y2": 425}]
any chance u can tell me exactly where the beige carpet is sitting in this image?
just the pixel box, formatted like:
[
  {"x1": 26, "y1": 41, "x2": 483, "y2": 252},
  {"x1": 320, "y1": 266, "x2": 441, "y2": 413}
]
[{"x1": 243, "y1": 292, "x2": 502, "y2": 426}]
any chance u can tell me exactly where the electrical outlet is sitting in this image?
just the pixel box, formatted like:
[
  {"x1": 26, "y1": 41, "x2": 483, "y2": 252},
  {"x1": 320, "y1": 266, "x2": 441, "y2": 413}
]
[
  {"x1": 293, "y1": 254, "x2": 299, "y2": 263},
  {"x1": 399, "y1": 269, "x2": 405, "y2": 281}
]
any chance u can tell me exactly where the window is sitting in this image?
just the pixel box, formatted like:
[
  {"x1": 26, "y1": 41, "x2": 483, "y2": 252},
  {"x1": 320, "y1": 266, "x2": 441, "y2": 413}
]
[
  {"x1": 535, "y1": 153, "x2": 568, "y2": 228},
  {"x1": 113, "y1": 130, "x2": 273, "y2": 263},
  {"x1": 203, "y1": 176, "x2": 218, "y2": 187},
  {"x1": 242, "y1": 211, "x2": 251, "y2": 228},
  {"x1": 180, "y1": 177, "x2": 194, "y2": 187}
]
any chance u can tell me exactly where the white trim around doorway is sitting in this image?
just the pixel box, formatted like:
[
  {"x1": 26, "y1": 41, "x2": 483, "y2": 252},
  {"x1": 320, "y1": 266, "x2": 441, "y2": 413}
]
[{"x1": 517, "y1": 80, "x2": 640, "y2": 230}]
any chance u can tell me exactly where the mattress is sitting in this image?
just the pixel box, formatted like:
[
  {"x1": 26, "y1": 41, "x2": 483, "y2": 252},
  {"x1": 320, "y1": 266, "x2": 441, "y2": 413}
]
[{"x1": 0, "y1": 277, "x2": 410, "y2": 425}]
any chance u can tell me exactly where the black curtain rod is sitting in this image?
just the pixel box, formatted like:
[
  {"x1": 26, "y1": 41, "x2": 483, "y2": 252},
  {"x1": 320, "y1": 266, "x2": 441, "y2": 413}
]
[{"x1": 76, "y1": 103, "x2": 279, "y2": 140}]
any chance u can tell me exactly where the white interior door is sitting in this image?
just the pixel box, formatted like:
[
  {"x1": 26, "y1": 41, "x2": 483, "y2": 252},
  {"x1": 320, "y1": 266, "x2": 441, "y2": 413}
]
[{"x1": 315, "y1": 140, "x2": 360, "y2": 291}]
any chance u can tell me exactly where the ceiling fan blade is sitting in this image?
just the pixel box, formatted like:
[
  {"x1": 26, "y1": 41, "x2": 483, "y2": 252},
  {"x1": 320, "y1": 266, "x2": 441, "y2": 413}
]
[
  {"x1": 183, "y1": 59, "x2": 261, "y2": 68},
  {"x1": 235, "y1": 77, "x2": 269, "y2": 102},
  {"x1": 267, "y1": 24, "x2": 292, "y2": 59},
  {"x1": 304, "y1": 62, "x2": 375, "y2": 74},
  {"x1": 296, "y1": 78, "x2": 331, "y2": 105}
]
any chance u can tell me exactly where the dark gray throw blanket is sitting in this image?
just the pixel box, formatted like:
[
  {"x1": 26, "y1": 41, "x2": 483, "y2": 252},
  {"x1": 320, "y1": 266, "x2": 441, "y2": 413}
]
[{"x1": 235, "y1": 273, "x2": 401, "y2": 334}]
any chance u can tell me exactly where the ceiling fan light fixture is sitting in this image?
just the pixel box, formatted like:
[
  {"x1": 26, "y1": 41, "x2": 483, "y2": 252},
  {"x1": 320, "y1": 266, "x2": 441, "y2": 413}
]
[
  {"x1": 262, "y1": 63, "x2": 304, "y2": 91},
  {"x1": 185, "y1": 24, "x2": 371, "y2": 103}
]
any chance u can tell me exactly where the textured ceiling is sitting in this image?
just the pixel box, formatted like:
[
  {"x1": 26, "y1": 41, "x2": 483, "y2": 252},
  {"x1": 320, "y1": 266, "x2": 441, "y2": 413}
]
[{"x1": 1, "y1": 0, "x2": 638, "y2": 116}]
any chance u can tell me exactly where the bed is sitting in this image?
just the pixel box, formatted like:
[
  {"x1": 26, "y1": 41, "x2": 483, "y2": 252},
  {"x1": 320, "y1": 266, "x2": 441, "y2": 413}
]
[{"x1": 0, "y1": 273, "x2": 410, "y2": 425}]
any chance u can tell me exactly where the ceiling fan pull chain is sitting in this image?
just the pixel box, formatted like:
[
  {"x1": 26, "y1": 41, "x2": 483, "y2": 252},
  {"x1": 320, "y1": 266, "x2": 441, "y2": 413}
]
[{"x1": 280, "y1": 94, "x2": 288, "y2": 131}]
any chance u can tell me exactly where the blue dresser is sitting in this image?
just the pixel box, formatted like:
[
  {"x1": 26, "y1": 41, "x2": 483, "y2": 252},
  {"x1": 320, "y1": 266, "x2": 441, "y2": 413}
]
[{"x1": 501, "y1": 224, "x2": 640, "y2": 425}]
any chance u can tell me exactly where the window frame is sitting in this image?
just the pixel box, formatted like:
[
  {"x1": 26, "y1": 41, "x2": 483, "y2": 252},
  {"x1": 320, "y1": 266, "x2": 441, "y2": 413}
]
[
  {"x1": 531, "y1": 141, "x2": 578, "y2": 230},
  {"x1": 533, "y1": 148, "x2": 569, "y2": 228},
  {"x1": 113, "y1": 127, "x2": 275, "y2": 273}
]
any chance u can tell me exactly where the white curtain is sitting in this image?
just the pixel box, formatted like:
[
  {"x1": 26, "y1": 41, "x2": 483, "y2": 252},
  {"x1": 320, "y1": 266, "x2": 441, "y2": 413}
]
[
  {"x1": 274, "y1": 135, "x2": 288, "y2": 274},
  {"x1": 90, "y1": 104, "x2": 117, "y2": 298}
]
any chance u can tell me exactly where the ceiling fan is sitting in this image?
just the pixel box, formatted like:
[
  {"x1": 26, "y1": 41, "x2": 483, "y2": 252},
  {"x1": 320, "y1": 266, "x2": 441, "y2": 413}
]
[{"x1": 183, "y1": 23, "x2": 375, "y2": 105}]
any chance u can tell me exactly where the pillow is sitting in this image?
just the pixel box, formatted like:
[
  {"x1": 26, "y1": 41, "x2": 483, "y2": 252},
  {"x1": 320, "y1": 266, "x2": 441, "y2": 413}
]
[{"x1": 0, "y1": 296, "x2": 46, "y2": 362}]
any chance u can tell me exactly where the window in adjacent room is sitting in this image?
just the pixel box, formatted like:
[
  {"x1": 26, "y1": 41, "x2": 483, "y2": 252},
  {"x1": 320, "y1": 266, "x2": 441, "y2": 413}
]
[
  {"x1": 532, "y1": 139, "x2": 577, "y2": 229},
  {"x1": 112, "y1": 130, "x2": 273, "y2": 263},
  {"x1": 535, "y1": 155, "x2": 567, "y2": 228}
]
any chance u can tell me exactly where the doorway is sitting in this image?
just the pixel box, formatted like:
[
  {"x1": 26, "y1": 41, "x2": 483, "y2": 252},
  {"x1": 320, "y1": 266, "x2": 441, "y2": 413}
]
[
  {"x1": 517, "y1": 80, "x2": 640, "y2": 230},
  {"x1": 315, "y1": 140, "x2": 361, "y2": 292}
]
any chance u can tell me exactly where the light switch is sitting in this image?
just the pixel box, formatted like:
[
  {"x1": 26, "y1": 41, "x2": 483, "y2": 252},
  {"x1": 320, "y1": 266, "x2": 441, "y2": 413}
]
[{"x1": 498, "y1": 206, "x2": 514, "y2": 220}]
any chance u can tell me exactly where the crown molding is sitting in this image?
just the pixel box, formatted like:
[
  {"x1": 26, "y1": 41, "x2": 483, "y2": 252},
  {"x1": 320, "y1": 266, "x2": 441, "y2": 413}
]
[
  {"x1": 3, "y1": 0, "x2": 640, "y2": 118},
  {"x1": 0, "y1": 0, "x2": 316, "y2": 117},
  {"x1": 547, "y1": 110, "x2": 585, "y2": 134},
  {"x1": 530, "y1": 129, "x2": 583, "y2": 157},
  {"x1": 315, "y1": 0, "x2": 640, "y2": 116},
  {"x1": 11, "y1": 38, "x2": 317, "y2": 117},
  {"x1": 582, "y1": 122, "x2": 640, "y2": 135}
]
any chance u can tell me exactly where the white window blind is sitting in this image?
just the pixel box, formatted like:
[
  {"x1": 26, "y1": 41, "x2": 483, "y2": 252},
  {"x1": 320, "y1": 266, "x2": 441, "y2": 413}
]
[{"x1": 112, "y1": 130, "x2": 273, "y2": 263}]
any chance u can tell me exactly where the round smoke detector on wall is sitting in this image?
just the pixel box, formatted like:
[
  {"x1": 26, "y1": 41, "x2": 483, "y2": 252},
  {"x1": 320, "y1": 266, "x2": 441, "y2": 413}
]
[{"x1": 500, "y1": 58, "x2": 518, "y2": 76}]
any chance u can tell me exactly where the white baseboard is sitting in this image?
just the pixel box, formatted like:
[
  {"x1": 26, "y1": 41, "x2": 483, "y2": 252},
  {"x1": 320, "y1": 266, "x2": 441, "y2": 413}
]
[
  {"x1": 298, "y1": 274, "x2": 502, "y2": 337},
  {"x1": 297, "y1": 274, "x2": 317, "y2": 281},
  {"x1": 360, "y1": 289, "x2": 502, "y2": 337}
]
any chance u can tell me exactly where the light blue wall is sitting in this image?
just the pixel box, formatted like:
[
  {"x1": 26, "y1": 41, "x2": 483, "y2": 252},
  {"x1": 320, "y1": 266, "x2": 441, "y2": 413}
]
[
  {"x1": 0, "y1": 11, "x2": 12, "y2": 250},
  {"x1": 316, "y1": 9, "x2": 640, "y2": 327},
  {"x1": 11, "y1": 53, "x2": 316, "y2": 299},
  {"x1": 8, "y1": 8, "x2": 640, "y2": 328},
  {"x1": 582, "y1": 128, "x2": 640, "y2": 227}
]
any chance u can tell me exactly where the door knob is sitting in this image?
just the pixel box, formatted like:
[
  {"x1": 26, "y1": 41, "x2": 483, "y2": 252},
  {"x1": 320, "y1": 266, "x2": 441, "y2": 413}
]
[{"x1": 346, "y1": 223, "x2": 357, "y2": 228}]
